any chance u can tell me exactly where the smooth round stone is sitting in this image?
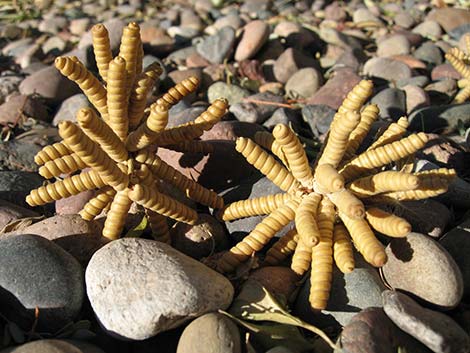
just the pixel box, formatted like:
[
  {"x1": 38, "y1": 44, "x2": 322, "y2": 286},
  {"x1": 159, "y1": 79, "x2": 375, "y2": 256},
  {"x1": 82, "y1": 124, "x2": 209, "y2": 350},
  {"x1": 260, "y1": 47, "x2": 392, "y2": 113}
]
[
  {"x1": 377, "y1": 34, "x2": 411, "y2": 57},
  {"x1": 78, "y1": 18, "x2": 125, "y2": 50},
  {"x1": 363, "y1": 57, "x2": 412, "y2": 81},
  {"x1": 0, "y1": 339, "x2": 105, "y2": 353},
  {"x1": 431, "y1": 63, "x2": 462, "y2": 81},
  {"x1": 52, "y1": 94, "x2": 92, "y2": 125},
  {"x1": 86, "y1": 238, "x2": 234, "y2": 340},
  {"x1": 263, "y1": 107, "x2": 302, "y2": 130},
  {"x1": 0, "y1": 234, "x2": 84, "y2": 332},
  {"x1": 196, "y1": 26, "x2": 236, "y2": 64},
  {"x1": 353, "y1": 8, "x2": 381, "y2": 24},
  {"x1": 426, "y1": 7, "x2": 470, "y2": 34},
  {"x1": 176, "y1": 313, "x2": 241, "y2": 353},
  {"x1": 200, "y1": 120, "x2": 266, "y2": 141},
  {"x1": 402, "y1": 84, "x2": 430, "y2": 113},
  {"x1": 235, "y1": 20, "x2": 270, "y2": 61},
  {"x1": 207, "y1": 81, "x2": 250, "y2": 106},
  {"x1": 412, "y1": 20, "x2": 442, "y2": 39},
  {"x1": 285, "y1": 67, "x2": 323, "y2": 99},
  {"x1": 382, "y1": 232, "x2": 463, "y2": 309},
  {"x1": 370, "y1": 87, "x2": 406, "y2": 121},
  {"x1": 397, "y1": 75, "x2": 430, "y2": 88},
  {"x1": 301, "y1": 104, "x2": 335, "y2": 137},
  {"x1": 213, "y1": 14, "x2": 243, "y2": 31},
  {"x1": 395, "y1": 12, "x2": 415, "y2": 29},
  {"x1": 273, "y1": 48, "x2": 319, "y2": 84},
  {"x1": 413, "y1": 41, "x2": 443, "y2": 65}
]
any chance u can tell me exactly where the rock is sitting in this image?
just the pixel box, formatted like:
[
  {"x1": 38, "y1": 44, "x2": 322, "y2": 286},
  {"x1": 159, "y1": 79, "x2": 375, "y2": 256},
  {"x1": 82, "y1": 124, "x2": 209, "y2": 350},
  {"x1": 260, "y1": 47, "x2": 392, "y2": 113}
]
[
  {"x1": 408, "y1": 103, "x2": 470, "y2": 133},
  {"x1": 180, "y1": 9, "x2": 203, "y2": 31},
  {"x1": 86, "y1": 238, "x2": 234, "y2": 339},
  {"x1": 301, "y1": 104, "x2": 335, "y2": 137},
  {"x1": 0, "y1": 199, "x2": 38, "y2": 230},
  {"x1": 52, "y1": 93, "x2": 92, "y2": 125},
  {"x1": 235, "y1": 20, "x2": 270, "y2": 61},
  {"x1": 196, "y1": 27, "x2": 236, "y2": 64},
  {"x1": 419, "y1": 134, "x2": 468, "y2": 175},
  {"x1": 0, "y1": 139, "x2": 42, "y2": 172},
  {"x1": 427, "y1": 8, "x2": 470, "y2": 34},
  {"x1": 413, "y1": 41, "x2": 443, "y2": 65},
  {"x1": 370, "y1": 88, "x2": 406, "y2": 121},
  {"x1": 69, "y1": 18, "x2": 91, "y2": 36},
  {"x1": 42, "y1": 36, "x2": 66, "y2": 55},
  {"x1": 259, "y1": 82, "x2": 284, "y2": 95},
  {"x1": 0, "y1": 75, "x2": 23, "y2": 104},
  {"x1": 294, "y1": 256, "x2": 386, "y2": 328},
  {"x1": 248, "y1": 267, "x2": 299, "y2": 301},
  {"x1": 0, "y1": 171, "x2": 43, "y2": 208},
  {"x1": 431, "y1": 63, "x2": 462, "y2": 81},
  {"x1": 176, "y1": 313, "x2": 241, "y2": 353},
  {"x1": 171, "y1": 214, "x2": 230, "y2": 260},
  {"x1": 55, "y1": 190, "x2": 95, "y2": 215},
  {"x1": 318, "y1": 28, "x2": 362, "y2": 50},
  {"x1": 382, "y1": 232, "x2": 463, "y2": 309},
  {"x1": 412, "y1": 20, "x2": 442, "y2": 39},
  {"x1": 0, "y1": 339, "x2": 106, "y2": 353},
  {"x1": 424, "y1": 79, "x2": 457, "y2": 102},
  {"x1": 229, "y1": 92, "x2": 285, "y2": 123},
  {"x1": 395, "y1": 12, "x2": 415, "y2": 29},
  {"x1": 0, "y1": 94, "x2": 49, "y2": 125},
  {"x1": 383, "y1": 290, "x2": 470, "y2": 353},
  {"x1": 389, "y1": 55, "x2": 427, "y2": 70},
  {"x1": 324, "y1": 2, "x2": 347, "y2": 22},
  {"x1": 213, "y1": 14, "x2": 243, "y2": 31},
  {"x1": 402, "y1": 85, "x2": 430, "y2": 113},
  {"x1": 19, "y1": 66, "x2": 80, "y2": 105},
  {"x1": 396, "y1": 76, "x2": 430, "y2": 89},
  {"x1": 363, "y1": 57, "x2": 412, "y2": 82},
  {"x1": 0, "y1": 234, "x2": 83, "y2": 332},
  {"x1": 186, "y1": 52, "x2": 211, "y2": 68},
  {"x1": 263, "y1": 108, "x2": 302, "y2": 130},
  {"x1": 353, "y1": 8, "x2": 381, "y2": 24},
  {"x1": 273, "y1": 48, "x2": 320, "y2": 84},
  {"x1": 168, "y1": 105, "x2": 206, "y2": 128},
  {"x1": 200, "y1": 120, "x2": 266, "y2": 141},
  {"x1": 337, "y1": 307, "x2": 433, "y2": 353},
  {"x1": 334, "y1": 48, "x2": 367, "y2": 72},
  {"x1": 207, "y1": 82, "x2": 250, "y2": 106},
  {"x1": 307, "y1": 68, "x2": 361, "y2": 110},
  {"x1": 285, "y1": 67, "x2": 323, "y2": 99},
  {"x1": 377, "y1": 35, "x2": 411, "y2": 57}
]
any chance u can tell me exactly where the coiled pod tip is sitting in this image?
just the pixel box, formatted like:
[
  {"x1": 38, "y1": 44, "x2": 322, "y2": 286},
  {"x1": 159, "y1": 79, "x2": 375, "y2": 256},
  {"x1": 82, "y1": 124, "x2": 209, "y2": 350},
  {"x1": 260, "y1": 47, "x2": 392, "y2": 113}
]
[{"x1": 92, "y1": 23, "x2": 106, "y2": 33}]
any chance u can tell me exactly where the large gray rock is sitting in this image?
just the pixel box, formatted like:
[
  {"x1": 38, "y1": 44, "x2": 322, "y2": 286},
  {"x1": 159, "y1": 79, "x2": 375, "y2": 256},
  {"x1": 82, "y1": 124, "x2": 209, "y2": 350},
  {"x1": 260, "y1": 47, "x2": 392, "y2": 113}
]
[
  {"x1": 52, "y1": 94, "x2": 92, "y2": 125},
  {"x1": 383, "y1": 290, "x2": 470, "y2": 353},
  {"x1": 370, "y1": 88, "x2": 406, "y2": 121},
  {"x1": 86, "y1": 238, "x2": 234, "y2": 340},
  {"x1": 0, "y1": 234, "x2": 84, "y2": 332}
]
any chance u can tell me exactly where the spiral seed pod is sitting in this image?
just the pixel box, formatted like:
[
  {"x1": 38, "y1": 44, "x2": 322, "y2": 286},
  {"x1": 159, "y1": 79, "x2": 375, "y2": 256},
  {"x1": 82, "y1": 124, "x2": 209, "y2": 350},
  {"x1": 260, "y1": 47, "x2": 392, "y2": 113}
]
[
  {"x1": 446, "y1": 52, "x2": 470, "y2": 78},
  {"x1": 309, "y1": 197, "x2": 335, "y2": 310},
  {"x1": 194, "y1": 98, "x2": 228, "y2": 130},
  {"x1": 448, "y1": 47, "x2": 467, "y2": 61},
  {"x1": 156, "y1": 76, "x2": 200, "y2": 108},
  {"x1": 138, "y1": 150, "x2": 224, "y2": 209},
  {"x1": 165, "y1": 140, "x2": 214, "y2": 154},
  {"x1": 26, "y1": 169, "x2": 106, "y2": 206},
  {"x1": 328, "y1": 189, "x2": 365, "y2": 219},
  {"x1": 220, "y1": 192, "x2": 294, "y2": 221},
  {"x1": 458, "y1": 78, "x2": 470, "y2": 89},
  {"x1": 102, "y1": 189, "x2": 133, "y2": 240},
  {"x1": 34, "y1": 142, "x2": 72, "y2": 165},
  {"x1": 317, "y1": 111, "x2": 360, "y2": 168},
  {"x1": 39, "y1": 153, "x2": 87, "y2": 179},
  {"x1": 217, "y1": 199, "x2": 299, "y2": 273},
  {"x1": 343, "y1": 104, "x2": 379, "y2": 161},
  {"x1": 273, "y1": 124, "x2": 313, "y2": 187},
  {"x1": 254, "y1": 131, "x2": 289, "y2": 168},
  {"x1": 291, "y1": 238, "x2": 312, "y2": 276},
  {"x1": 107, "y1": 56, "x2": 129, "y2": 141},
  {"x1": 128, "y1": 62, "x2": 163, "y2": 129},
  {"x1": 333, "y1": 223, "x2": 355, "y2": 273},
  {"x1": 314, "y1": 163, "x2": 345, "y2": 194},
  {"x1": 340, "y1": 132, "x2": 429, "y2": 181},
  {"x1": 236, "y1": 137, "x2": 300, "y2": 192},
  {"x1": 118, "y1": 22, "x2": 141, "y2": 91},
  {"x1": 146, "y1": 208, "x2": 170, "y2": 243},
  {"x1": 77, "y1": 108, "x2": 128, "y2": 163},
  {"x1": 126, "y1": 103, "x2": 169, "y2": 152},
  {"x1": 454, "y1": 84, "x2": 470, "y2": 103},
  {"x1": 135, "y1": 38, "x2": 144, "y2": 78},
  {"x1": 79, "y1": 186, "x2": 116, "y2": 221},
  {"x1": 59, "y1": 121, "x2": 129, "y2": 191},
  {"x1": 91, "y1": 24, "x2": 112, "y2": 82},
  {"x1": 128, "y1": 184, "x2": 198, "y2": 225},
  {"x1": 366, "y1": 117, "x2": 409, "y2": 151},
  {"x1": 155, "y1": 122, "x2": 206, "y2": 146},
  {"x1": 55, "y1": 57, "x2": 108, "y2": 121},
  {"x1": 348, "y1": 171, "x2": 419, "y2": 197},
  {"x1": 338, "y1": 80, "x2": 374, "y2": 115},
  {"x1": 365, "y1": 207, "x2": 411, "y2": 238},
  {"x1": 339, "y1": 212, "x2": 387, "y2": 267},
  {"x1": 295, "y1": 193, "x2": 322, "y2": 248},
  {"x1": 264, "y1": 227, "x2": 299, "y2": 265}
]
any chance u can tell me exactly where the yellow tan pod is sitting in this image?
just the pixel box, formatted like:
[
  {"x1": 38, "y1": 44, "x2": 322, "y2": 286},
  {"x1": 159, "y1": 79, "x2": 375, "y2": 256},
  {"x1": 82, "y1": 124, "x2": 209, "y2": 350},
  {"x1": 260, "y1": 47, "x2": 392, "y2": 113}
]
[
  {"x1": 165, "y1": 140, "x2": 214, "y2": 154},
  {"x1": 102, "y1": 189, "x2": 133, "y2": 240},
  {"x1": 327, "y1": 189, "x2": 364, "y2": 219},
  {"x1": 366, "y1": 117, "x2": 408, "y2": 151},
  {"x1": 91, "y1": 24, "x2": 112, "y2": 82},
  {"x1": 217, "y1": 199, "x2": 299, "y2": 273},
  {"x1": 446, "y1": 52, "x2": 470, "y2": 78},
  {"x1": 107, "y1": 56, "x2": 129, "y2": 141},
  {"x1": 333, "y1": 223, "x2": 355, "y2": 273},
  {"x1": 448, "y1": 47, "x2": 467, "y2": 61},
  {"x1": 317, "y1": 111, "x2": 360, "y2": 168},
  {"x1": 39, "y1": 153, "x2": 87, "y2": 179},
  {"x1": 458, "y1": 78, "x2": 470, "y2": 89},
  {"x1": 77, "y1": 107, "x2": 128, "y2": 163},
  {"x1": 156, "y1": 76, "x2": 200, "y2": 108},
  {"x1": 295, "y1": 193, "x2": 322, "y2": 248},
  {"x1": 58, "y1": 121, "x2": 129, "y2": 191},
  {"x1": 79, "y1": 186, "x2": 116, "y2": 221},
  {"x1": 348, "y1": 171, "x2": 419, "y2": 197},
  {"x1": 236, "y1": 137, "x2": 300, "y2": 193},
  {"x1": 264, "y1": 227, "x2": 299, "y2": 265},
  {"x1": 365, "y1": 207, "x2": 411, "y2": 238},
  {"x1": 128, "y1": 184, "x2": 198, "y2": 225},
  {"x1": 118, "y1": 22, "x2": 141, "y2": 91},
  {"x1": 340, "y1": 132, "x2": 429, "y2": 181},
  {"x1": 454, "y1": 85, "x2": 470, "y2": 103},
  {"x1": 291, "y1": 238, "x2": 312, "y2": 276},
  {"x1": 55, "y1": 57, "x2": 108, "y2": 121},
  {"x1": 34, "y1": 142, "x2": 73, "y2": 165},
  {"x1": 338, "y1": 80, "x2": 374, "y2": 115},
  {"x1": 254, "y1": 131, "x2": 289, "y2": 168},
  {"x1": 155, "y1": 122, "x2": 206, "y2": 146},
  {"x1": 128, "y1": 62, "x2": 163, "y2": 129},
  {"x1": 272, "y1": 124, "x2": 313, "y2": 188},
  {"x1": 194, "y1": 98, "x2": 228, "y2": 130},
  {"x1": 314, "y1": 163, "x2": 345, "y2": 193},
  {"x1": 309, "y1": 198, "x2": 335, "y2": 310},
  {"x1": 26, "y1": 169, "x2": 106, "y2": 206},
  {"x1": 339, "y1": 212, "x2": 387, "y2": 267}
]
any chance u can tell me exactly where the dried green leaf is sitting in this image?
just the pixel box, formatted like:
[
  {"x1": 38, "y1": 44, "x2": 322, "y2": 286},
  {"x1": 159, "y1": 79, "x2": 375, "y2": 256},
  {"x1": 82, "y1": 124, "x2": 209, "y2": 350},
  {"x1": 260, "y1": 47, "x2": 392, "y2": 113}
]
[{"x1": 124, "y1": 216, "x2": 148, "y2": 238}]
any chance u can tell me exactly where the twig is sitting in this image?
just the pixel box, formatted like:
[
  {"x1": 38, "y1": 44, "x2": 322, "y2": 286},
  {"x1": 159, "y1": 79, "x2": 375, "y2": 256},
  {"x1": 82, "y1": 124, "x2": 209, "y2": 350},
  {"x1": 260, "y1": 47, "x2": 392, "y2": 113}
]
[{"x1": 242, "y1": 98, "x2": 296, "y2": 109}]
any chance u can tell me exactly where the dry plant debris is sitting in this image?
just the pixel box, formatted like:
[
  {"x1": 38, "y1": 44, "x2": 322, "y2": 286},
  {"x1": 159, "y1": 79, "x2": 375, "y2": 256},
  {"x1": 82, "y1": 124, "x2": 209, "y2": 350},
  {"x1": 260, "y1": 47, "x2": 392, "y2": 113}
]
[
  {"x1": 446, "y1": 37, "x2": 470, "y2": 103},
  {"x1": 216, "y1": 79, "x2": 457, "y2": 310},
  {"x1": 25, "y1": 22, "x2": 228, "y2": 241}
]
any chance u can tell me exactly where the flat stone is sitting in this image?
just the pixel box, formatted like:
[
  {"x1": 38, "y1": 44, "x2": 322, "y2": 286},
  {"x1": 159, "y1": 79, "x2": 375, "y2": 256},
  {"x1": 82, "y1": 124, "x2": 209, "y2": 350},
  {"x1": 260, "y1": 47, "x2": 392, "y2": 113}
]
[
  {"x1": 412, "y1": 20, "x2": 442, "y2": 39},
  {"x1": 196, "y1": 26, "x2": 236, "y2": 64},
  {"x1": 0, "y1": 75, "x2": 23, "y2": 104},
  {"x1": 363, "y1": 57, "x2": 412, "y2": 82},
  {"x1": 207, "y1": 82, "x2": 250, "y2": 106},
  {"x1": 235, "y1": 20, "x2": 270, "y2": 61},
  {"x1": 248, "y1": 267, "x2": 299, "y2": 301},
  {"x1": 285, "y1": 67, "x2": 323, "y2": 99},
  {"x1": 86, "y1": 238, "x2": 234, "y2": 340},
  {"x1": 413, "y1": 41, "x2": 443, "y2": 65},
  {"x1": 402, "y1": 85, "x2": 430, "y2": 113},
  {"x1": 55, "y1": 190, "x2": 95, "y2": 215},
  {"x1": 431, "y1": 63, "x2": 462, "y2": 81},
  {"x1": 383, "y1": 290, "x2": 470, "y2": 353},
  {"x1": 377, "y1": 34, "x2": 411, "y2": 57}
]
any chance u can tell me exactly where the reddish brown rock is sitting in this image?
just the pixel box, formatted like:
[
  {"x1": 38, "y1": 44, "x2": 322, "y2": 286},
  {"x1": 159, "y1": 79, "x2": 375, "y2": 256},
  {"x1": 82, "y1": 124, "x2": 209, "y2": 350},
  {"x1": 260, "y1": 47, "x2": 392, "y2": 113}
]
[
  {"x1": 235, "y1": 20, "x2": 270, "y2": 61},
  {"x1": 273, "y1": 48, "x2": 320, "y2": 84},
  {"x1": 200, "y1": 120, "x2": 266, "y2": 141},
  {"x1": 55, "y1": 190, "x2": 95, "y2": 215},
  {"x1": 427, "y1": 8, "x2": 470, "y2": 33},
  {"x1": 249, "y1": 266, "x2": 299, "y2": 301},
  {"x1": 431, "y1": 63, "x2": 462, "y2": 81},
  {"x1": 391, "y1": 55, "x2": 427, "y2": 70}
]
